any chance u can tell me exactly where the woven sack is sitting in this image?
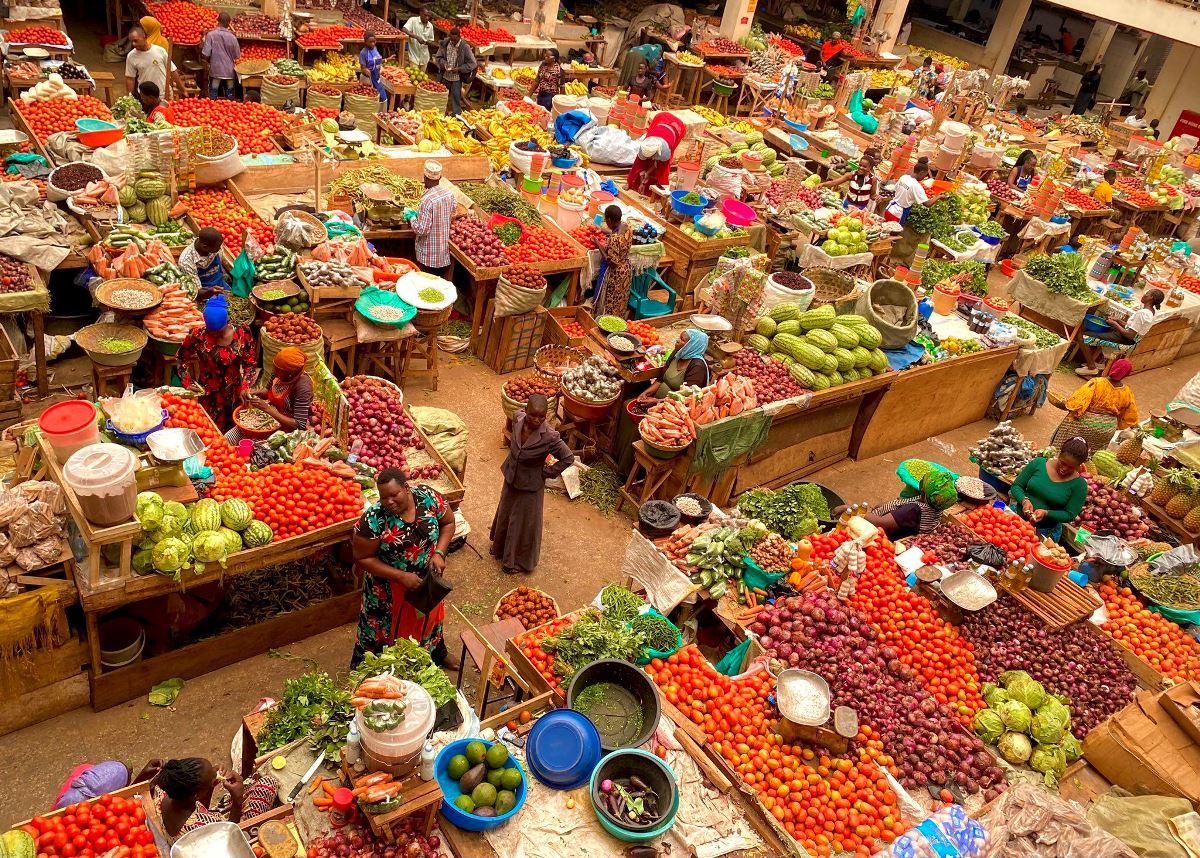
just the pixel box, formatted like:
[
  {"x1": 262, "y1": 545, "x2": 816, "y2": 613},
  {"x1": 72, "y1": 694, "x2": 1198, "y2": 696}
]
[
  {"x1": 494, "y1": 275, "x2": 545, "y2": 318},
  {"x1": 307, "y1": 88, "x2": 343, "y2": 112},
  {"x1": 414, "y1": 88, "x2": 448, "y2": 112},
  {"x1": 854, "y1": 278, "x2": 917, "y2": 349},
  {"x1": 261, "y1": 77, "x2": 300, "y2": 108}
]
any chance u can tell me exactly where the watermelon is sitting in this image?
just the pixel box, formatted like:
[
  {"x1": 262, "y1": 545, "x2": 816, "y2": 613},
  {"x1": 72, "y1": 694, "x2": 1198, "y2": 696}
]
[
  {"x1": 746, "y1": 333, "x2": 770, "y2": 352},
  {"x1": 1, "y1": 831, "x2": 35, "y2": 858},
  {"x1": 788, "y1": 363, "x2": 815, "y2": 387},
  {"x1": 857, "y1": 325, "x2": 884, "y2": 349},
  {"x1": 798, "y1": 305, "x2": 837, "y2": 330},
  {"x1": 769, "y1": 302, "x2": 801, "y2": 322},
  {"x1": 243, "y1": 520, "x2": 274, "y2": 547},
  {"x1": 829, "y1": 323, "x2": 860, "y2": 348},
  {"x1": 868, "y1": 348, "x2": 889, "y2": 372},
  {"x1": 146, "y1": 195, "x2": 171, "y2": 226},
  {"x1": 135, "y1": 177, "x2": 167, "y2": 201},
  {"x1": 805, "y1": 329, "x2": 838, "y2": 352},
  {"x1": 218, "y1": 526, "x2": 243, "y2": 556},
  {"x1": 755, "y1": 317, "x2": 777, "y2": 337},
  {"x1": 221, "y1": 498, "x2": 254, "y2": 531},
  {"x1": 826, "y1": 370, "x2": 844, "y2": 386},
  {"x1": 776, "y1": 319, "x2": 802, "y2": 336},
  {"x1": 851, "y1": 346, "x2": 871, "y2": 368},
  {"x1": 833, "y1": 347, "x2": 854, "y2": 372},
  {"x1": 191, "y1": 498, "x2": 222, "y2": 532},
  {"x1": 810, "y1": 373, "x2": 831, "y2": 391},
  {"x1": 125, "y1": 202, "x2": 146, "y2": 223},
  {"x1": 118, "y1": 186, "x2": 137, "y2": 208}
]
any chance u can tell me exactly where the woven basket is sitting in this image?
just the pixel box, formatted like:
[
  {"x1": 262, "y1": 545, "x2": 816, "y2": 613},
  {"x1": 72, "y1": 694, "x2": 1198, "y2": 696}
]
[
  {"x1": 533, "y1": 344, "x2": 586, "y2": 380},
  {"x1": 804, "y1": 267, "x2": 856, "y2": 306},
  {"x1": 413, "y1": 305, "x2": 452, "y2": 332},
  {"x1": 414, "y1": 88, "x2": 448, "y2": 112},
  {"x1": 76, "y1": 322, "x2": 148, "y2": 367},
  {"x1": 500, "y1": 376, "x2": 561, "y2": 418},
  {"x1": 492, "y1": 586, "x2": 561, "y2": 626},
  {"x1": 235, "y1": 59, "x2": 273, "y2": 76},
  {"x1": 94, "y1": 278, "x2": 162, "y2": 314}
]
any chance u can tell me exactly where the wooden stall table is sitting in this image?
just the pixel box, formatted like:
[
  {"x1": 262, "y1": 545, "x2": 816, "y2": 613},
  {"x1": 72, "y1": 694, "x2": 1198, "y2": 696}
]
[
  {"x1": 0, "y1": 264, "x2": 51, "y2": 398},
  {"x1": 1114, "y1": 196, "x2": 1170, "y2": 234},
  {"x1": 663, "y1": 53, "x2": 704, "y2": 107},
  {"x1": 7, "y1": 96, "x2": 54, "y2": 163},
  {"x1": 5, "y1": 71, "x2": 99, "y2": 104},
  {"x1": 1066, "y1": 205, "x2": 1115, "y2": 241},
  {"x1": 561, "y1": 63, "x2": 618, "y2": 86},
  {"x1": 383, "y1": 76, "x2": 416, "y2": 111}
]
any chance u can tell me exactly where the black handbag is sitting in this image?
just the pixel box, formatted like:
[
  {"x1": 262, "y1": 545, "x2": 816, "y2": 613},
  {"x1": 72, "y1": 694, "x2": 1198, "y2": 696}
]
[{"x1": 407, "y1": 559, "x2": 452, "y2": 615}]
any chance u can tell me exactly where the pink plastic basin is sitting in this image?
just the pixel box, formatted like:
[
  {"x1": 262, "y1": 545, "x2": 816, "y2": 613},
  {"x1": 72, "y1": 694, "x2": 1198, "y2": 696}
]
[{"x1": 721, "y1": 198, "x2": 756, "y2": 227}]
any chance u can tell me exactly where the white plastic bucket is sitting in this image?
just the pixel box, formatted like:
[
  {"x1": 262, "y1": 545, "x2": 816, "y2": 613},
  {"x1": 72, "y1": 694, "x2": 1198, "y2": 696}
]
[
  {"x1": 941, "y1": 121, "x2": 970, "y2": 152},
  {"x1": 555, "y1": 198, "x2": 587, "y2": 231}
]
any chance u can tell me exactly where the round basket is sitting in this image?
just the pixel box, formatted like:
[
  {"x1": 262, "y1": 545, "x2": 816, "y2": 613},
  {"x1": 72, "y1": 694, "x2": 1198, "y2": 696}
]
[
  {"x1": 277, "y1": 210, "x2": 327, "y2": 247},
  {"x1": 534, "y1": 344, "x2": 587, "y2": 380},
  {"x1": 235, "y1": 58, "x2": 273, "y2": 76},
  {"x1": 233, "y1": 405, "x2": 281, "y2": 439},
  {"x1": 413, "y1": 305, "x2": 452, "y2": 332},
  {"x1": 47, "y1": 161, "x2": 107, "y2": 202},
  {"x1": 492, "y1": 586, "x2": 561, "y2": 626},
  {"x1": 94, "y1": 278, "x2": 162, "y2": 315},
  {"x1": 639, "y1": 427, "x2": 691, "y2": 459},
  {"x1": 251, "y1": 280, "x2": 300, "y2": 302},
  {"x1": 804, "y1": 267, "x2": 856, "y2": 306},
  {"x1": 76, "y1": 322, "x2": 148, "y2": 367},
  {"x1": 105, "y1": 408, "x2": 169, "y2": 446},
  {"x1": 673, "y1": 493, "x2": 712, "y2": 524},
  {"x1": 500, "y1": 378, "x2": 561, "y2": 419},
  {"x1": 562, "y1": 387, "x2": 619, "y2": 421}
]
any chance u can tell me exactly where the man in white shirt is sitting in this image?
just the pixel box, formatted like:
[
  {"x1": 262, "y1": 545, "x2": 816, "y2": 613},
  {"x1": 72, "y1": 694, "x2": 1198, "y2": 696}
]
[
  {"x1": 124, "y1": 26, "x2": 174, "y2": 96},
  {"x1": 403, "y1": 6, "x2": 436, "y2": 70},
  {"x1": 1076, "y1": 288, "x2": 1164, "y2": 377}
]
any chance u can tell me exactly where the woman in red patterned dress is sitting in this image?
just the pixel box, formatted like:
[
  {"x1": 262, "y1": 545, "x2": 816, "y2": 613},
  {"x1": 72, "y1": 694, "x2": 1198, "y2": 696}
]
[{"x1": 177, "y1": 294, "x2": 257, "y2": 429}]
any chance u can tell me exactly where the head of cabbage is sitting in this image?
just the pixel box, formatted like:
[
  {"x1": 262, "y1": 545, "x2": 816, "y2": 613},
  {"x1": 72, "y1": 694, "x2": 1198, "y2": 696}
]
[
  {"x1": 1030, "y1": 743, "x2": 1066, "y2": 786},
  {"x1": 973, "y1": 708, "x2": 1004, "y2": 744},
  {"x1": 192, "y1": 530, "x2": 228, "y2": 571},
  {"x1": 136, "y1": 492, "x2": 164, "y2": 531},
  {"x1": 999, "y1": 669, "x2": 1032, "y2": 686},
  {"x1": 1030, "y1": 707, "x2": 1068, "y2": 745},
  {"x1": 997, "y1": 698, "x2": 1032, "y2": 733},
  {"x1": 983, "y1": 682, "x2": 1010, "y2": 708},
  {"x1": 997, "y1": 731, "x2": 1033, "y2": 764},
  {"x1": 132, "y1": 548, "x2": 154, "y2": 575},
  {"x1": 152, "y1": 537, "x2": 191, "y2": 574},
  {"x1": 1061, "y1": 733, "x2": 1082, "y2": 763},
  {"x1": 1005, "y1": 674, "x2": 1046, "y2": 710}
]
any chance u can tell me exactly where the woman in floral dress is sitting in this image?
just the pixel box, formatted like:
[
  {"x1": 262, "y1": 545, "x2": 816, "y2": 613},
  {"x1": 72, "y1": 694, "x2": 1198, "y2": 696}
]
[
  {"x1": 177, "y1": 294, "x2": 257, "y2": 429},
  {"x1": 351, "y1": 468, "x2": 457, "y2": 668},
  {"x1": 597, "y1": 205, "x2": 634, "y2": 318}
]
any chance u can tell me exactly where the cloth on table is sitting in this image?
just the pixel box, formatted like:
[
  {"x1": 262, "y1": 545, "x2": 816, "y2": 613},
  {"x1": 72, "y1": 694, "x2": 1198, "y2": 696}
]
[
  {"x1": 883, "y1": 340, "x2": 927, "y2": 371},
  {"x1": 408, "y1": 406, "x2": 467, "y2": 477},
  {"x1": 0, "y1": 181, "x2": 85, "y2": 271},
  {"x1": 623, "y1": 529, "x2": 695, "y2": 613},
  {"x1": 1012, "y1": 338, "x2": 1070, "y2": 377},
  {"x1": 353, "y1": 313, "x2": 415, "y2": 344},
  {"x1": 1018, "y1": 216, "x2": 1072, "y2": 243},
  {"x1": 795, "y1": 241, "x2": 873, "y2": 270},
  {"x1": 483, "y1": 713, "x2": 762, "y2": 858},
  {"x1": 931, "y1": 236, "x2": 1003, "y2": 263},
  {"x1": 688, "y1": 409, "x2": 772, "y2": 479},
  {"x1": 45, "y1": 132, "x2": 92, "y2": 165},
  {"x1": 1008, "y1": 269, "x2": 1097, "y2": 327}
]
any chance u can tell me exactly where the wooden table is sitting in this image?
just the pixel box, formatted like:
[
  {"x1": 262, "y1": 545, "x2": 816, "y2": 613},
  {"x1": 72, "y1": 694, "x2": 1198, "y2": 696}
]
[
  {"x1": 663, "y1": 53, "x2": 704, "y2": 107},
  {"x1": 1114, "y1": 196, "x2": 1170, "y2": 234},
  {"x1": 561, "y1": 64, "x2": 617, "y2": 85}
]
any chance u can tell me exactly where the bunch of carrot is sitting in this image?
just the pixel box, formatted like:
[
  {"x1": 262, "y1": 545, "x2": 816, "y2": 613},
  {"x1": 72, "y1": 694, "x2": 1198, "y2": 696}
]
[
  {"x1": 144, "y1": 281, "x2": 204, "y2": 342},
  {"x1": 686, "y1": 374, "x2": 757, "y2": 425},
  {"x1": 309, "y1": 777, "x2": 339, "y2": 811},
  {"x1": 352, "y1": 771, "x2": 402, "y2": 804},
  {"x1": 350, "y1": 675, "x2": 406, "y2": 709},
  {"x1": 639, "y1": 398, "x2": 695, "y2": 449}
]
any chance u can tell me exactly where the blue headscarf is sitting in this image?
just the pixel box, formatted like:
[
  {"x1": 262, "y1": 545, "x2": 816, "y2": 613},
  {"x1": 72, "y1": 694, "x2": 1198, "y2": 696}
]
[
  {"x1": 203, "y1": 293, "x2": 228, "y2": 331},
  {"x1": 674, "y1": 328, "x2": 709, "y2": 361}
]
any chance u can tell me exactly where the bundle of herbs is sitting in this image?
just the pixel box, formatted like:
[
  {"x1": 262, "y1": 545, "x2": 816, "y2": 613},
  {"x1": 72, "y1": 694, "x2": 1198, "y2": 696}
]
[
  {"x1": 257, "y1": 671, "x2": 353, "y2": 758},
  {"x1": 736, "y1": 482, "x2": 829, "y2": 539},
  {"x1": 541, "y1": 609, "x2": 645, "y2": 680},
  {"x1": 1022, "y1": 253, "x2": 1092, "y2": 301}
]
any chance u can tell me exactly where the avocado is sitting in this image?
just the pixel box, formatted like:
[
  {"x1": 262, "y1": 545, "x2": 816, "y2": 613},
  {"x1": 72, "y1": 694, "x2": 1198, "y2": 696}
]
[
  {"x1": 485, "y1": 743, "x2": 510, "y2": 768},
  {"x1": 495, "y1": 789, "x2": 517, "y2": 815},
  {"x1": 486, "y1": 768, "x2": 505, "y2": 788},
  {"x1": 473, "y1": 806, "x2": 497, "y2": 817},
  {"x1": 458, "y1": 763, "x2": 487, "y2": 794}
]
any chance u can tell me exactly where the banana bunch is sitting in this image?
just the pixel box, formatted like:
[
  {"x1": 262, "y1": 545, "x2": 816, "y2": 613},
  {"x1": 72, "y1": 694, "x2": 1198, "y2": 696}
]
[
  {"x1": 786, "y1": 23, "x2": 821, "y2": 40},
  {"x1": 310, "y1": 51, "x2": 357, "y2": 83},
  {"x1": 490, "y1": 67, "x2": 509, "y2": 80},
  {"x1": 569, "y1": 60, "x2": 588, "y2": 71},
  {"x1": 728, "y1": 119, "x2": 757, "y2": 134},
  {"x1": 689, "y1": 104, "x2": 727, "y2": 126},
  {"x1": 565, "y1": 80, "x2": 587, "y2": 96},
  {"x1": 856, "y1": 67, "x2": 908, "y2": 88},
  {"x1": 511, "y1": 67, "x2": 536, "y2": 85}
]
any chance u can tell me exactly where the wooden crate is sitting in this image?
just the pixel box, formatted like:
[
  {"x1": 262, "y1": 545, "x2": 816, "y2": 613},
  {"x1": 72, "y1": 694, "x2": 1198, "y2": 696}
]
[
  {"x1": 477, "y1": 300, "x2": 545, "y2": 375},
  {"x1": 542, "y1": 305, "x2": 594, "y2": 348},
  {"x1": 1005, "y1": 574, "x2": 1102, "y2": 630},
  {"x1": 1129, "y1": 315, "x2": 1190, "y2": 374},
  {"x1": 0, "y1": 318, "x2": 19, "y2": 401}
]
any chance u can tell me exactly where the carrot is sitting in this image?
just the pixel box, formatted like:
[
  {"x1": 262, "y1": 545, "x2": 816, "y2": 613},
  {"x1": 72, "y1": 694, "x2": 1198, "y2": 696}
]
[
  {"x1": 313, "y1": 796, "x2": 333, "y2": 809},
  {"x1": 322, "y1": 782, "x2": 336, "y2": 796},
  {"x1": 354, "y1": 772, "x2": 390, "y2": 788},
  {"x1": 308, "y1": 776, "x2": 325, "y2": 794}
]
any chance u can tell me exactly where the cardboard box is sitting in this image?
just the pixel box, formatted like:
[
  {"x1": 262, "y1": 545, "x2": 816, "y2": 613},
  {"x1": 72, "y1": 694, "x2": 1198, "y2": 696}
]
[
  {"x1": 1083, "y1": 688, "x2": 1200, "y2": 808},
  {"x1": 1162, "y1": 681, "x2": 1200, "y2": 746}
]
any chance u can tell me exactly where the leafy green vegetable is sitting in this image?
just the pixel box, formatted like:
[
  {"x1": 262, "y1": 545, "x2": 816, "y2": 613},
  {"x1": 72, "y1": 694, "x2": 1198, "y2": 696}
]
[
  {"x1": 736, "y1": 483, "x2": 829, "y2": 540},
  {"x1": 997, "y1": 698, "x2": 1032, "y2": 732},
  {"x1": 978, "y1": 220, "x2": 1005, "y2": 238},
  {"x1": 148, "y1": 677, "x2": 184, "y2": 706},
  {"x1": 997, "y1": 730, "x2": 1032, "y2": 764},
  {"x1": 921, "y1": 259, "x2": 988, "y2": 297},
  {"x1": 600, "y1": 584, "x2": 644, "y2": 621},
  {"x1": 257, "y1": 671, "x2": 353, "y2": 758},
  {"x1": 541, "y1": 609, "x2": 644, "y2": 681},
  {"x1": 905, "y1": 192, "x2": 962, "y2": 239},
  {"x1": 973, "y1": 708, "x2": 1004, "y2": 743},
  {"x1": 349, "y1": 638, "x2": 456, "y2": 707},
  {"x1": 1029, "y1": 743, "x2": 1066, "y2": 786},
  {"x1": 1023, "y1": 252, "x2": 1092, "y2": 301},
  {"x1": 1005, "y1": 674, "x2": 1046, "y2": 709}
]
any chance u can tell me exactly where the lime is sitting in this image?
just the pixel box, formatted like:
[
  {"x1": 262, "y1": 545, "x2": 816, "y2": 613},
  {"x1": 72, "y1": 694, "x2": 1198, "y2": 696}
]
[
  {"x1": 499, "y1": 767, "x2": 522, "y2": 791},
  {"x1": 471, "y1": 782, "x2": 498, "y2": 808},
  {"x1": 486, "y1": 767, "x2": 505, "y2": 788},
  {"x1": 485, "y1": 743, "x2": 509, "y2": 768},
  {"x1": 465, "y1": 740, "x2": 487, "y2": 766},
  {"x1": 447, "y1": 754, "x2": 470, "y2": 781},
  {"x1": 453, "y1": 795, "x2": 475, "y2": 813},
  {"x1": 495, "y1": 789, "x2": 516, "y2": 815}
]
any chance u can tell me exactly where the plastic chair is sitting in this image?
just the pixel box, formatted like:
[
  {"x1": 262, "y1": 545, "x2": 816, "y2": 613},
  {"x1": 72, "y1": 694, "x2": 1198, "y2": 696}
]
[{"x1": 628, "y1": 269, "x2": 677, "y2": 319}]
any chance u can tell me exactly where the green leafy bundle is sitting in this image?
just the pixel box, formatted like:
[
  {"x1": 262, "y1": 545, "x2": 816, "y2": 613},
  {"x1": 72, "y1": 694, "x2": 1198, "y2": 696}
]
[
  {"x1": 541, "y1": 609, "x2": 645, "y2": 680},
  {"x1": 257, "y1": 672, "x2": 353, "y2": 758},
  {"x1": 905, "y1": 192, "x2": 962, "y2": 239},
  {"x1": 736, "y1": 483, "x2": 829, "y2": 539},
  {"x1": 349, "y1": 638, "x2": 456, "y2": 707},
  {"x1": 921, "y1": 259, "x2": 988, "y2": 297},
  {"x1": 1023, "y1": 253, "x2": 1092, "y2": 301}
]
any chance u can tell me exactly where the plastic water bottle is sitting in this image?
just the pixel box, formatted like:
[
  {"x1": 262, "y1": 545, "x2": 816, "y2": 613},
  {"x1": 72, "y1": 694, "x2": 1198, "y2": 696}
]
[
  {"x1": 345, "y1": 721, "x2": 362, "y2": 766},
  {"x1": 347, "y1": 438, "x2": 363, "y2": 465},
  {"x1": 420, "y1": 741, "x2": 436, "y2": 781}
]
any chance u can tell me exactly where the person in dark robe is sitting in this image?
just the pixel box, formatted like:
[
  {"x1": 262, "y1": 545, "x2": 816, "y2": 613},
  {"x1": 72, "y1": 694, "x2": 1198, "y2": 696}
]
[{"x1": 490, "y1": 395, "x2": 575, "y2": 575}]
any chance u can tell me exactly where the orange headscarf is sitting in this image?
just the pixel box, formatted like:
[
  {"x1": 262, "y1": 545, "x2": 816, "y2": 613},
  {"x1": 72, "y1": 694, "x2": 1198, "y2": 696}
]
[
  {"x1": 140, "y1": 16, "x2": 170, "y2": 51},
  {"x1": 273, "y1": 347, "x2": 306, "y2": 375}
]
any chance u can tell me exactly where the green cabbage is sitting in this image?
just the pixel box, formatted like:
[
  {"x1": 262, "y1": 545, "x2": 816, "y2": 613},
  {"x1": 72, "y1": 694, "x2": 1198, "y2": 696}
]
[
  {"x1": 973, "y1": 708, "x2": 1004, "y2": 744},
  {"x1": 136, "y1": 492, "x2": 164, "y2": 531},
  {"x1": 1005, "y1": 675, "x2": 1046, "y2": 710},
  {"x1": 1030, "y1": 743, "x2": 1066, "y2": 786},
  {"x1": 152, "y1": 537, "x2": 191, "y2": 574},
  {"x1": 999, "y1": 669, "x2": 1032, "y2": 686},
  {"x1": 997, "y1": 731, "x2": 1032, "y2": 764},
  {"x1": 1036, "y1": 696, "x2": 1071, "y2": 727},
  {"x1": 192, "y1": 530, "x2": 228, "y2": 571},
  {"x1": 997, "y1": 699, "x2": 1032, "y2": 732},
  {"x1": 1061, "y1": 733, "x2": 1082, "y2": 763},
  {"x1": 132, "y1": 548, "x2": 154, "y2": 575},
  {"x1": 983, "y1": 683, "x2": 1010, "y2": 708},
  {"x1": 1030, "y1": 708, "x2": 1068, "y2": 745},
  {"x1": 164, "y1": 500, "x2": 187, "y2": 521}
]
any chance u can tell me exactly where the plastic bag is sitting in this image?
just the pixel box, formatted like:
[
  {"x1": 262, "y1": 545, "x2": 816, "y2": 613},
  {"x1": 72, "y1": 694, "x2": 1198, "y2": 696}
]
[
  {"x1": 0, "y1": 533, "x2": 17, "y2": 565},
  {"x1": 100, "y1": 388, "x2": 164, "y2": 435},
  {"x1": 15, "y1": 535, "x2": 62, "y2": 570},
  {"x1": 12, "y1": 480, "x2": 65, "y2": 516},
  {"x1": 576, "y1": 125, "x2": 639, "y2": 167},
  {"x1": 0, "y1": 490, "x2": 26, "y2": 528},
  {"x1": 881, "y1": 806, "x2": 987, "y2": 857},
  {"x1": 981, "y1": 783, "x2": 1137, "y2": 857},
  {"x1": 966, "y1": 542, "x2": 1007, "y2": 569},
  {"x1": 9, "y1": 500, "x2": 60, "y2": 548},
  {"x1": 1088, "y1": 791, "x2": 1193, "y2": 858}
]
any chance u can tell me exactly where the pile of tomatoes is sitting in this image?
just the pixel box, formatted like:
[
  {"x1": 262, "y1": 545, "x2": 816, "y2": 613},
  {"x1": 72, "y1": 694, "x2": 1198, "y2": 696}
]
[
  {"x1": 516, "y1": 616, "x2": 573, "y2": 692},
  {"x1": 626, "y1": 319, "x2": 659, "y2": 346},
  {"x1": 25, "y1": 793, "x2": 157, "y2": 858},
  {"x1": 960, "y1": 505, "x2": 1038, "y2": 561},
  {"x1": 647, "y1": 646, "x2": 907, "y2": 857},
  {"x1": 812, "y1": 530, "x2": 986, "y2": 724},
  {"x1": 459, "y1": 24, "x2": 515, "y2": 46},
  {"x1": 1098, "y1": 580, "x2": 1200, "y2": 681},
  {"x1": 297, "y1": 25, "x2": 364, "y2": 47},
  {"x1": 1179, "y1": 273, "x2": 1200, "y2": 295},
  {"x1": 505, "y1": 227, "x2": 577, "y2": 263},
  {"x1": 500, "y1": 99, "x2": 546, "y2": 119},
  {"x1": 146, "y1": 0, "x2": 217, "y2": 43},
  {"x1": 1061, "y1": 185, "x2": 1106, "y2": 211},
  {"x1": 558, "y1": 319, "x2": 586, "y2": 339},
  {"x1": 6, "y1": 26, "x2": 69, "y2": 45},
  {"x1": 19, "y1": 96, "x2": 112, "y2": 143},
  {"x1": 178, "y1": 189, "x2": 274, "y2": 256},
  {"x1": 569, "y1": 223, "x2": 606, "y2": 250},
  {"x1": 169, "y1": 99, "x2": 287, "y2": 154},
  {"x1": 239, "y1": 42, "x2": 288, "y2": 61},
  {"x1": 162, "y1": 393, "x2": 240, "y2": 479},
  {"x1": 211, "y1": 462, "x2": 363, "y2": 540}
]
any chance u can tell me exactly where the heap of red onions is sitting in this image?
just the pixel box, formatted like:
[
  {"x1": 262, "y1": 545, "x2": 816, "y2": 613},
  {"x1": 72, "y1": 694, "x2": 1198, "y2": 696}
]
[
  {"x1": 958, "y1": 595, "x2": 1137, "y2": 738},
  {"x1": 751, "y1": 591, "x2": 1007, "y2": 800},
  {"x1": 344, "y1": 378, "x2": 441, "y2": 480},
  {"x1": 308, "y1": 823, "x2": 439, "y2": 858},
  {"x1": 909, "y1": 522, "x2": 978, "y2": 566}
]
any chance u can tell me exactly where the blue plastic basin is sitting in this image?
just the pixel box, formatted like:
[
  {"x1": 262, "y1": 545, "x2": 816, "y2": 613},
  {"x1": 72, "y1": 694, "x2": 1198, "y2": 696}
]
[
  {"x1": 436, "y1": 738, "x2": 527, "y2": 831},
  {"x1": 524, "y1": 709, "x2": 602, "y2": 790},
  {"x1": 669, "y1": 189, "x2": 709, "y2": 217}
]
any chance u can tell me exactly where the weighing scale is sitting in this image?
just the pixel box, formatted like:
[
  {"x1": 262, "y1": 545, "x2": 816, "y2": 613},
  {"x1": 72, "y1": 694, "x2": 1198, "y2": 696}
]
[
  {"x1": 135, "y1": 427, "x2": 205, "y2": 503},
  {"x1": 774, "y1": 669, "x2": 858, "y2": 754}
]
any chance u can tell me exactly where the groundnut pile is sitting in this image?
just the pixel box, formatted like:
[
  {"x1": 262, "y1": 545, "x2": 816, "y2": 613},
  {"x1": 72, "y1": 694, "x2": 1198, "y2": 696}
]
[
  {"x1": 748, "y1": 532, "x2": 792, "y2": 572},
  {"x1": 503, "y1": 374, "x2": 559, "y2": 403},
  {"x1": 265, "y1": 313, "x2": 322, "y2": 344},
  {"x1": 496, "y1": 586, "x2": 558, "y2": 629}
]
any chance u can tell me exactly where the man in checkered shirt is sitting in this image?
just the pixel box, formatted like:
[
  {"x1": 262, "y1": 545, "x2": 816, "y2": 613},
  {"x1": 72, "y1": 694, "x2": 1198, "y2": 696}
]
[{"x1": 410, "y1": 160, "x2": 455, "y2": 278}]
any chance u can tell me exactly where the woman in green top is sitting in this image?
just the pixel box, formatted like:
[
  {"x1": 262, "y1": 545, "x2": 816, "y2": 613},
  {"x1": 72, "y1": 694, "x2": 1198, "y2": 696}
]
[
  {"x1": 1009, "y1": 437, "x2": 1089, "y2": 539},
  {"x1": 637, "y1": 328, "x2": 711, "y2": 402}
]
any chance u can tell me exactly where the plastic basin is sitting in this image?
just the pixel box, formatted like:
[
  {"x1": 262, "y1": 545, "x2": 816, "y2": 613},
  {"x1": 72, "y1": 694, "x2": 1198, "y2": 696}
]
[
  {"x1": 562, "y1": 388, "x2": 618, "y2": 421},
  {"x1": 39, "y1": 400, "x2": 100, "y2": 462},
  {"x1": 1083, "y1": 313, "x2": 1112, "y2": 334},
  {"x1": 76, "y1": 118, "x2": 118, "y2": 132},
  {"x1": 692, "y1": 214, "x2": 721, "y2": 236},
  {"x1": 567, "y1": 659, "x2": 660, "y2": 752},
  {"x1": 79, "y1": 127, "x2": 124, "y2": 148},
  {"x1": 721, "y1": 198, "x2": 756, "y2": 227},
  {"x1": 589, "y1": 749, "x2": 680, "y2": 842},
  {"x1": 525, "y1": 709, "x2": 603, "y2": 790},
  {"x1": 436, "y1": 738, "x2": 527, "y2": 831},
  {"x1": 670, "y1": 190, "x2": 709, "y2": 217}
]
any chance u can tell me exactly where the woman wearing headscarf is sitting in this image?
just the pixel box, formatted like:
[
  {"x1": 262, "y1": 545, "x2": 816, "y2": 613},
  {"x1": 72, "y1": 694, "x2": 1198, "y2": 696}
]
[
  {"x1": 490, "y1": 394, "x2": 575, "y2": 575},
  {"x1": 838, "y1": 471, "x2": 957, "y2": 540},
  {"x1": 177, "y1": 295, "x2": 257, "y2": 429},
  {"x1": 638, "y1": 328, "x2": 711, "y2": 401},
  {"x1": 627, "y1": 112, "x2": 687, "y2": 196},
  {"x1": 1050, "y1": 357, "x2": 1138, "y2": 452},
  {"x1": 140, "y1": 14, "x2": 170, "y2": 50},
  {"x1": 225, "y1": 347, "x2": 313, "y2": 443}
]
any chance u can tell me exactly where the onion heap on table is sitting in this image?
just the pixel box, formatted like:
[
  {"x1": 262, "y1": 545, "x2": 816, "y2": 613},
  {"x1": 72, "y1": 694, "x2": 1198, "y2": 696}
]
[
  {"x1": 731, "y1": 348, "x2": 807, "y2": 403},
  {"x1": 344, "y1": 377, "x2": 441, "y2": 480},
  {"x1": 450, "y1": 217, "x2": 507, "y2": 268},
  {"x1": 1076, "y1": 473, "x2": 1150, "y2": 538},
  {"x1": 307, "y1": 821, "x2": 439, "y2": 858},
  {"x1": 958, "y1": 594, "x2": 1137, "y2": 737}
]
